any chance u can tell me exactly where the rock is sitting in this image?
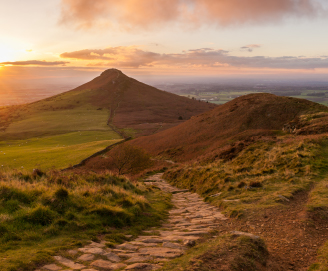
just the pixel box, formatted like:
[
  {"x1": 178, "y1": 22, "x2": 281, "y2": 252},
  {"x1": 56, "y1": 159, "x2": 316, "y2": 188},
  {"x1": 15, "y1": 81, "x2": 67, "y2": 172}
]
[
  {"x1": 278, "y1": 195, "x2": 290, "y2": 202},
  {"x1": 53, "y1": 256, "x2": 85, "y2": 269},
  {"x1": 125, "y1": 263, "x2": 160, "y2": 270},
  {"x1": 77, "y1": 254, "x2": 95, "y2": 261},
  {"x1": 183, "y1": 240, "x2": 196, "y2": 247},
  {"x1": 42, "y1": 264, "x2": 62, "y2": 271},
  {"x1": 104, "y1": 252, "x2": 121, "y2": 262},
  {"x1": 78, "y1": 247, "x2": 105, "y2": 254},
  {"x1": 138, "y1": 247, "x2": 183, "y2": 258},
  {"x1": 231, "y1": 231, "x2": 260, "y2": 240},
  {"x1": 67, "y1": 250, "x2": 78, "y2": 255},
  {"x1": 91, "y1": 259, "x2": 127, "y2": 269},
  {"x1": 222, "y1": 199, "x2": 240, "y2": 202},
  {"x1": 116, "y1": 243, "x2": 138, "y2": 251},
  {"x1": 172, "y1": 189, "x2": 189, "y2": 194},
  {"x1": 81, "y1": 269, "x2": 98, "y2": 271},
  {"x1": 141, "y1": 238, "x2": 163, "y2": 243},
  {"x1": 209, "y1": 192, "x2": 222, "y2": 197},
  {"x1": 125, "y1": 256, "x2": 152, "y2": 263},
  {"x1": 162, "y1": 242, "x2": 183, "y2": 249},
  {"x1": 86, "y1": 241, "x2": 106, "y2": 248}
]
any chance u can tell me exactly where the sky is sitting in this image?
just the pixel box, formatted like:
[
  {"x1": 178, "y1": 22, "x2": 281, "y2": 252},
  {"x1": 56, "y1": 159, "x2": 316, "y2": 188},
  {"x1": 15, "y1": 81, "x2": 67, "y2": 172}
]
[{"x1": 1, "y1": 0, "x2": 328, "y2": 85}]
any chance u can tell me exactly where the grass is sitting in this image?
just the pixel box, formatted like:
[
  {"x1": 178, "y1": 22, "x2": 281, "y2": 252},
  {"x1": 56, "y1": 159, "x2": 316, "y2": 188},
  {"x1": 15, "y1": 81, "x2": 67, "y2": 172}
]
[
  {"x1": 0, "y1": 131, "x2": 122, "y2": 170},
  {"x1": 161, "y1": 233, "x2": 268, "y2": 271},
  {"x1": 164, "y1": 136, "x2": 328, "y2": 217},
  {"x1": 3, "y1": 107, "x2": 110, "y2": 139},
  {"x1": 0, "y1": 169, "x2": 172, "y2": 271}
]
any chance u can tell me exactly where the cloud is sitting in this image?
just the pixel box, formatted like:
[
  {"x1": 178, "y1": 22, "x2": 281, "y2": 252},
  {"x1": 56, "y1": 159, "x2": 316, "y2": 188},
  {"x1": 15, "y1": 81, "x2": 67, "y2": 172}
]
[
  {"x1": 60, "y1": 46, "x2": 328, "y2": 70},
  {"x1": 26, "y1": 49, "x2": 33, "y2": 53},
  {"x1": 241, "y1": 44, "x2": 261, "y2": 52},
  {"x1": 60, "y1": 0, "x2": 325, "y2": 30},
  {"x1": 0, "y1": 60, "x2": 70, "y2": 66}
]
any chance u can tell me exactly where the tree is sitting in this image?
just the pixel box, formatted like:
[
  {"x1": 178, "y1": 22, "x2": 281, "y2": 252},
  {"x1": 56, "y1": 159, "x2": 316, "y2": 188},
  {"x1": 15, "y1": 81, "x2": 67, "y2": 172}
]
[{"x1": 109, "y1": 144, "x2": 152, "y2": 175}]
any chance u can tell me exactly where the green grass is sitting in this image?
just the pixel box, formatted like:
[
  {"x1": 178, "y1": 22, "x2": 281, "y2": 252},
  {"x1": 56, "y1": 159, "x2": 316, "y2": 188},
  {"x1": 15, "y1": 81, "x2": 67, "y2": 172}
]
[
  {"x1": 4, "y1": 108, "x2": 110, "y2": 138},
  {"x1": 0, "y1": 131, "x2": 122, "y2": 170},
  {"x1": 164, "y1": 137, "x2": 326, "y2": 217},
  {"x1": 0, "y1": 170, "x2": 172, "y2": 271}
]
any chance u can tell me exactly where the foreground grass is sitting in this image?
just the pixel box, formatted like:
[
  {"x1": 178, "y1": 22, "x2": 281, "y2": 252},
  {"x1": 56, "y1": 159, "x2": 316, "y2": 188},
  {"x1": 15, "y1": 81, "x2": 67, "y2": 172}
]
[
  {"x1": 0, "y1": 170, "x2": 171, "y2": 271},
  {"x1": 164, "y1": 136, "x2": 328, "y2": 217},
  {"x1": 0, "y1": 131, "x2": 121, "y2": 170}
]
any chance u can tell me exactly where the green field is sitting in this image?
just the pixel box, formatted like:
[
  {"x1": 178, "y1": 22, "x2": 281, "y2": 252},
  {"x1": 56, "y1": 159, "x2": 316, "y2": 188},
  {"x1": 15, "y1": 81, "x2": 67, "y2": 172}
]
[
  {"x1": 182, "y1": 89, "x2": 328, "y2": 106},
  {"x1": 0, "y1": 131, "x2": 122, "y2": 170}
]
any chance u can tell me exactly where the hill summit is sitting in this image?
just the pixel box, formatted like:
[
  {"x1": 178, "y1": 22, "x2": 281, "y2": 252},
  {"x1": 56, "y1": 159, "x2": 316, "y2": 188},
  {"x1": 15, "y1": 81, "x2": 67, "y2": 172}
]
[
  {"x1": 0, "y1": 69, "x2": 215, "y2": 139},
  {"x1": 73, "y1": 68, "x2": 215, "y2": 136}
]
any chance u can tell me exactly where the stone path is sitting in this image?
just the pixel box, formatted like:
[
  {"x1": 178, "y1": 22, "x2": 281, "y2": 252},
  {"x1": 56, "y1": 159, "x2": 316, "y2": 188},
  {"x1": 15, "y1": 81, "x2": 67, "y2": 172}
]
[{"x1": 38, "y1": 173, "x2": 227, "y2": 271}]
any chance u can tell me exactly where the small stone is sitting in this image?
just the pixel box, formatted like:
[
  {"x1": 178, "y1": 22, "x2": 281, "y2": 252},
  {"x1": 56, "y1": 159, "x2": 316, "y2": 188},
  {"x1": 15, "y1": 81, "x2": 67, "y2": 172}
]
[
  {"x1": 138, "y1": 247, "x2": 183, "y2": 258},
  {"x1": 142, "y1": 238, "x2": 163, "y2": 243},
  {"x1": 183, "y1": 240, "x2": 196, "y2": 247},
  {"x1": 231, "y1": 231, "x2": 260, "y2": 240},
  {"x1": 162, "y1": 242, "x2": 183, "y2": 249},
  {"x1": 53, "y1": 256, "x2": 85, "y2": 269},
  {"x1": 125, "y1": 256, "x2": 152, "y2": 263},
  {"x1": 278, "y1": 195, "x2": 290, "y2": 202},
  {"x1": 125, "y1": 263, "x2": 160, "y2": 270},
  {"x1": 91, "y1": 259, "x2": 127, "y2": 269},
  {"x1": 116, "y1": 243, "x2": 138, "y2": 251},
  {"x1": 78, "y1": 254, "x2": 95, "y2": 261},
  {"x1": 67, "y1": 250, "x2": 78, "y2": 255},
  {"x1": 42, "y1": 264, "x2": 62, "y2": 271},
  {"x1": 78, "y1": 247, "x2": 105, "y2": 254},
  {"x1": 104, "y1": 252, "x2": 121, "y2": 262}
]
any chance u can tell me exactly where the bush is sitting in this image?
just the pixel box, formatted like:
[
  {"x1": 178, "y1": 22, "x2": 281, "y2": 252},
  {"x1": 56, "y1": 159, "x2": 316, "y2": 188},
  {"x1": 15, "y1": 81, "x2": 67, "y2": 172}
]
[
  {"x1": 24, "y1": 206, "x2": 56, "y2": 226},
  {"x1": 108, "y1": 144, "x2": 153, "y2": 174}
]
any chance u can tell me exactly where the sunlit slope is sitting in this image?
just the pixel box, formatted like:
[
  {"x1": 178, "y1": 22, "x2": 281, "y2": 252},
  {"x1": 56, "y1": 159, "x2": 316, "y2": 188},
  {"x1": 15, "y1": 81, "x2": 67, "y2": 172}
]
[{"x1": 0, "y1": 131, "x2": 120, "y2": 170}]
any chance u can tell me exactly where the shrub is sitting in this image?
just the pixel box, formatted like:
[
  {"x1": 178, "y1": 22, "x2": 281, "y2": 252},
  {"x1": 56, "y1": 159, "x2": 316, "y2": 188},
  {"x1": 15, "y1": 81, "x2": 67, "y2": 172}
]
[
  {"x1": 24, "y1": 206, "x2": 56, "y2": 226},
  {"x1": 108, "y1": 144, "x2": 153, "y2": 175},
  {"x1": 54, "y1": 188, "x2": 69, "y2": 200}
]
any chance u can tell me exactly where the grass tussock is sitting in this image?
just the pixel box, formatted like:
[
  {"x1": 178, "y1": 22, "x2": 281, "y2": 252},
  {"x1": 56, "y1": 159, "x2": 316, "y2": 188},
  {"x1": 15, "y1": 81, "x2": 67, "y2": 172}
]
[
  {"x1": 161, "y1": 234, "x2": 269, "y2": 271},
  {"x1": 309, "y1": 241, "x2": 328, "y2": 271},
  {"x1": 0, "y1": 169, "x2": 171, "y2": 271},
  {"x1": 164, "y1": 137, "x2": 328, "y2": 217}
]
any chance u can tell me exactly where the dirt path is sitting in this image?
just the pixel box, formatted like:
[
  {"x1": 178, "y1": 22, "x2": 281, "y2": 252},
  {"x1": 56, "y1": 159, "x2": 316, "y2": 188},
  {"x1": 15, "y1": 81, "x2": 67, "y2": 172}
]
[
  {"x1": 217, "y1": 190, "x2": 328, "y2": 270},
  {"x1": 38, "y1": 173, "x2": 227, "y2": 271}
]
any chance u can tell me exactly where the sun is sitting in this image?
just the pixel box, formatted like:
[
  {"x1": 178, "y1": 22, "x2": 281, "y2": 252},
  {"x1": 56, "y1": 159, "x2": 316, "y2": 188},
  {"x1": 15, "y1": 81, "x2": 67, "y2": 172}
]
[{"x1": 0, "y1": 43, "x2": 18, "y2": 63}]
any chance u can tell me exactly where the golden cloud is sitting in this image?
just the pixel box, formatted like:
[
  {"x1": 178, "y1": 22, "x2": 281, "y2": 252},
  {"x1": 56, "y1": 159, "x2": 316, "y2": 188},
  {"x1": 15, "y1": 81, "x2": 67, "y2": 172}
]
[{"x1": 60, "y1": 0, "x2": 324, "y2": 30}]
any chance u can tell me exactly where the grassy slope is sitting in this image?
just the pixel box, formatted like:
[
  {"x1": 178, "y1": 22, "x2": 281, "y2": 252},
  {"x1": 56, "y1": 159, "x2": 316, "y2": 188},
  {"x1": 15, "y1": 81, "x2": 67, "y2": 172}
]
[
  {"x1": 0, "y1": 86, "x2": 124, "y2": 169},
  {"x1": 0, "y1": 170, "x2": 171, "y2": 271},
  {"x1": 0, "y1": 131, "x2": 121, "y2": 170}
]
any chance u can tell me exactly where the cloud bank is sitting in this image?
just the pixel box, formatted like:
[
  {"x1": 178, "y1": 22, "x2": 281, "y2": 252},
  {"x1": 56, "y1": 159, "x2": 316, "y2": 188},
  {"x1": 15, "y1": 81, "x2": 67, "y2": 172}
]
[
  {"x1": 60, "y1": 0, "x2": 324, "y2": 30},
  {"x1": 0, "y1": 60, "x2": 69, "y2": 66},
  {"x1": 60, "y1": 46, "x2": 328, "y2": 70}
]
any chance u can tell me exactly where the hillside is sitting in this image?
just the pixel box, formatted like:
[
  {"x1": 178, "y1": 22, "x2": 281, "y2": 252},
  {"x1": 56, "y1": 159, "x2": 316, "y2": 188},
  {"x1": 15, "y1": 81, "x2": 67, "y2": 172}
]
[
  {"x1": 0, "y1": 69, "x2": 214, "y2": 169},
  {"x1": 0, "y1": 69, "x2": 214, "y2": 140},
  {"x1": 85, "y1": 93, "x2": 328, "y2": 167}
]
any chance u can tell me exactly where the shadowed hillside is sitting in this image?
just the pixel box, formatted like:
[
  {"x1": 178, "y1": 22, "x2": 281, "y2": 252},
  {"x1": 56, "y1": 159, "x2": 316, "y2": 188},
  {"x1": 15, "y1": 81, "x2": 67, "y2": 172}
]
[{"x1": 85, "y1": 93, "x2": 328, "y2": 170}]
